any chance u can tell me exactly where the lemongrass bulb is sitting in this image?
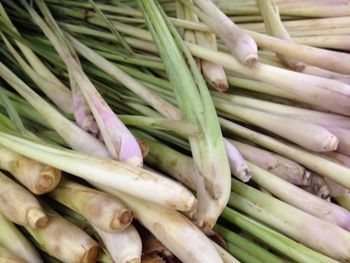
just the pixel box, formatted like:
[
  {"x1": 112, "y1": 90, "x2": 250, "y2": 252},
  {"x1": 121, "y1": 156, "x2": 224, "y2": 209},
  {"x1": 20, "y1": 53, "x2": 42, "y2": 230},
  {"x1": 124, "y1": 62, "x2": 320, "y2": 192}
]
[
  {"x1": 224, "y1": 139, "x2": 251, "y2": 182},
  {"x1": 100, "y1": 187, "x2": 223, "y2": 263},
  {"x1": 0, "y1": 214, "x2": 43, "y2": 263},
  {"x1": 0, "y1": 132, "x2": 197, "y2": 212},
  {"x1": 0, "y1": 172, "x2": 47, "y2": 228},
  {"x1": 325, "y1": 127, "x2": 350, "y2": 155},
  {"x1": 93, "y1": 224, "x2": 142, "y2": 263},
  {"x1": 50, "y1": 177, "x2": 133, "y2": 232},
  {"x1": 193, "y1": 0, "x2": 258, "y2": 66},
  {"x1": 0, "y1": 146, "x2": 61, "y2": 194},
  {"x1": 26, "y1": 206, "x2": 99, "y2": 263}
]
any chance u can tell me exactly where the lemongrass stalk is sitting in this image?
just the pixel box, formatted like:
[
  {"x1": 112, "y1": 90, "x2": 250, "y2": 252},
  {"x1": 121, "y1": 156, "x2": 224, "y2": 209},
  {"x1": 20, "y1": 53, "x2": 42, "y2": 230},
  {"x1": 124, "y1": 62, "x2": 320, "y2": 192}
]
[
  {"x1": 176, "y1": 1, "x2": 185, "y2": 37},
  {"x1": 183, "y1": 3, "x2": 228, "y2": 92},
  {"x1": 230, "y1": 181, "x2": 350, "y2": 261},
  {"x1": 0, "y1": 145, "x2": 61, "y2": 194},
  {"x1": 211, "y1": 242, "x2": 241, "y2": 263},
  {"x1": 7, "y1": 99, "x2": 51, "y2": 130},
  {"x1": 256, "y1": 50, "x2": 350, "y2": 84},
  {"x1": 0, "y1": 62, "x2": 111, "y2": 158},
  {"x1": 215, "y1": 2, "x2": 350, "y2": 17},
  {"x1": 0, "y1": 88, "x2": 25, "y2": 132},
  {"x1": 220, "y1": 118, "x2": 350, "y2": 189},
  {"x1": 323, "y1": 152, "x2": 350, "y2": 167},
  {"x1": 215, "y1": 100, "x2": 338, "y2": 152},
  {"x1": 175, "y1": 4, "x2": 350, "y2": 74},
  {"x1": 35, "y1": 130, "x2": 67, "y2": 146},
  {"x1": 0, "y1": 244, "x2": 26, "y2": 263},
  {"x1": 34, "y1": 0, "x2": 98, "y2": 136},
  {"x1": 257, "y1": 0, "x2": 304, "y2": 71},
  {"x1": 324, "y1": 127, "x2": 350, "y2": 155},
  {"x1": 140, "y1": 0, "x2": 230, "y2": 229},
  {"x1": 49, "y1": 177, "x2": 133, "y2": 232},
  {"x1": 226, "y1": 244, "x2": 263, "y2": 263},
  {"x1": 0, "y1": 214, "x2": 43, "y2": 263},
  {"x1": 59, "y1": 19, "x2": 350, "y2": 107},
  {"x1": 223, "y1": 139, "x2": 251, "y2": 182},
  {"x1": 0, "y1": 112, "x2": 15, "y2": 131},
  {"x1": 221, "y1": 208, "x2": 337, "y2": 263},
  {"x1": 294, "y1": 35, "x2": 350, "y2": 52},
  {"x1": 0, "y1": 132, "x2": 196, "y2": 212},
  {"x1": 142, "y1": 137, "x2": 197, "y2": 190},
  {"x1": 68, "y1": 35, "x2": 181, "y2": 120},
  {"x1": 60, "y1": 23, "x2": 158, "y2": 53},
  {"x1": 0, "y1": 3, "x2": 73, "y2": 113},
  {"x1": 214, "y1": 225, "x2": 285, "y2": 263},
  {"x1": 25, "y1": 0, "x2": 142, "y2": 165},
  {"x1": 248, "y1": 163, "x2": 350, "y2": 230},
  {"x1": 93, "y1": 50, "x2": 164, "y2": 70},
  {"x1": 214, "y1": 92, "x2": 350, "y2": 129},
  {"x1": 0, "y1": 87, "x2": 40, "y2": 141},
  {"x1": 247, "y1": 30, "x2": 350, "y2": 75},
  {"x1": 26, "y1": 205, "x2": 99, "y2": 263},
  {"x1": 69, "y1": 76, "x2": 99, "y2": 134},
  {"x1": 183, "y1": 4, "x2": 198, "y2": 46},
  {"x1": 99, "y1": 186, "x2": 223, "y2": 263},
  {"x1": 187, "y1": 44, "x2": 350, "y2": 116},
  {"x1": 119, "y1": 115, "x2": 198, "y2": 137},
  {"x1": 47, "y1": 0, "x2": 143, "y2": 17},
  {"x1": 302, "y1": 66, "x2": 350, "y2": 85},
  {"x1": 143, "y1": 133, "x2": 250, "y2": 187},
  {"x1": 288, "y1": 27, "x2": 350, "y2": 38},
  {"x1": 226, "y1": 75, "x2": 295, "y2": 99},
  {"x1": 197, "y1": 31, "x2": 229, "y2": 91},
  {"x1": 228, "y1": 140, "x2": 311, "y2": 186},
  {"x1": 1, "y1": 33, "x2": 73, "y2": 114},
  {"x1": 126, "y1": 103, "x2": 163, "y2": 118},
  {"x1": 238, "y1": 16, "x2": 350, "y2": 33},
  {"x1": 180, "y1": 0, "x2": 258, "y2": 66},
  {"x1": 87, "y1": 0, "x2": 133, "y2": 54},
  {"x1": 276, "y1": 0, "x2": 348, "y2": 6},
  {"x1": 0, "y1": 172, "x2": 48, "y2": 228},
  {"x1": 93, "y1": 224, "x2": 142, "y2": 263}
]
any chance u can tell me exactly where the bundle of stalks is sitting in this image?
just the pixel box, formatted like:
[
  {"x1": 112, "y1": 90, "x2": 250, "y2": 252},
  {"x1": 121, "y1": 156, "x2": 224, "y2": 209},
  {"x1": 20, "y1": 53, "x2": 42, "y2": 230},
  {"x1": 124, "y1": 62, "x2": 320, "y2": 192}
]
[{"x1": 2, "y1": 0, "x2": 350, "y2": 262}]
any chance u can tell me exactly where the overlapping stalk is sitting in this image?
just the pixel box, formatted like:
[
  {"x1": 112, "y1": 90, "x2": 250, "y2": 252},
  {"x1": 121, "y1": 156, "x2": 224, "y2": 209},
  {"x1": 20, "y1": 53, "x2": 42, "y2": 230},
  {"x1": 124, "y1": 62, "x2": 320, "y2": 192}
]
[
  {"x1": 180, "y1": 0, "x2": 258, "y2": 66},
  {"x1": 230, "y1": 180, "x2": 350, "y2": 261},
  {"x1": 138, "y1": 0, "x2": 231, "y2": 229},
  {"x1": 0, "y1": 172, "x2": 48, "y2": 228},
  {"x1": 2, "y1": 1, "x2": 350, "y2": 262},
  {"x1": 0, "y1": 214, "x2": 43, "y2": 263},
  {"x1": 0, "y1": 62, "x2": 111, "y2": 158},
  {"x1": 49, "y1": 177, "x2": 133, "y2": 232},
  {"x1": 0, "y1": 145, "x2": 61, "y2": 194},
  {"x1": 0, "y1": 131, "x2": 196, "y2": 212},
  {"x1": 0, "y1": 2, "x2": 73, "y2": 113},
  {"x1": 25, "y1": 205, "x2": 99, "y2": 263},
  {"x1": 21, "y1": 0, "x2": 143, "y2": 165},
  {"x1": 228, "y1": 140, "x2": 311, "y2": 186},
  {"x1": 256, "y1": 0, "x2": 304, "y2": 71}
]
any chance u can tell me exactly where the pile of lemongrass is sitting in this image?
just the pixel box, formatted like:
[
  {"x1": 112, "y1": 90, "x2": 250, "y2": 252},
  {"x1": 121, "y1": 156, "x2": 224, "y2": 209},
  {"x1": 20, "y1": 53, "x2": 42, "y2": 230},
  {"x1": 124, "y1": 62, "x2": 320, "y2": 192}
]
[{"x1": 1, "y1": 0, "x2": 350, "y2": 262}]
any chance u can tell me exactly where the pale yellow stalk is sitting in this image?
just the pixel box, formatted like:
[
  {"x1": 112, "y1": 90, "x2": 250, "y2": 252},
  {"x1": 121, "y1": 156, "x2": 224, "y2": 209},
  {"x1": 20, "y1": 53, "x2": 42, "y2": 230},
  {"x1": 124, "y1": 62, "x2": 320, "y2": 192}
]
[
  {"x1": 0, "y1": 172, "x2": 47, "y2": 228},
  {"x1": 0, "y1": 145, "x2": 61, "y2": 194}
]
